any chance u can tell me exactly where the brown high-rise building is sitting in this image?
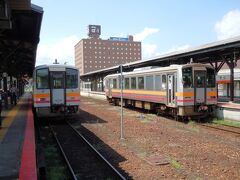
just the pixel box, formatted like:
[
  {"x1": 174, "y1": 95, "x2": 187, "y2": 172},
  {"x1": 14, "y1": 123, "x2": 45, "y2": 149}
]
[{"x1": 75, "y1": 25, "x2": 141, "y2": 75}]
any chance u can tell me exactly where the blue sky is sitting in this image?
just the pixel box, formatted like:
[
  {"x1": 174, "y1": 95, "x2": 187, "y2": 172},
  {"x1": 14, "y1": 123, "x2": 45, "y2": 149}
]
[{"x1": 32, "y1": 0, "x2": 240, "y2": 65}]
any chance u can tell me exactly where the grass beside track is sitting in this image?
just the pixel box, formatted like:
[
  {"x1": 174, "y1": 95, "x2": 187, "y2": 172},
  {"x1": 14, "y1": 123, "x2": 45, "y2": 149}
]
[{"x1": 212, "y1": 119, "x2": 240, "y2": 127}]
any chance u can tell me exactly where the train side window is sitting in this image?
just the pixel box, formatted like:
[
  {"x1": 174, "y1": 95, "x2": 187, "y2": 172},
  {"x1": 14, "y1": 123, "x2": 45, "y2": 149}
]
[
  {"x1": 161, "y1": 74, "x2": 166, "y2": 90},
  {"x1": 113, "y1": 79, "x2": 117, "y2": 89},
  {"x1": 36, "y1": 68, "x2": 49, "y2": 89},
  {"x1": 138, "y1": 76, "x2": 144, "y2": 89},
  {"x1": 125, "y1": 78, "x2": 130, "y2": 89},
  {"x1": 155, "y1": 75, "x2": 161, "y2": 90},
  {"x1": 109, "y1": 79, "x2": 113, "y2": 88},
  {"x1": 182, "y1": 67, "x2": 193, "y2": 88},
  {"x1": 146, "y1": 75, "x2": 153, "y2": 90},
  {"x1": 104, "y1": 79, "x2": 109, "y2": 88},
  {"x1": 131, "y1": 77, "x2": 136, "y2": 89},
  {"x1": 66, "y1": 68, "x2": 78, "y2": 88},
  {"x1": 206, "y1": 68, "x2": 215, "y2": 88}
]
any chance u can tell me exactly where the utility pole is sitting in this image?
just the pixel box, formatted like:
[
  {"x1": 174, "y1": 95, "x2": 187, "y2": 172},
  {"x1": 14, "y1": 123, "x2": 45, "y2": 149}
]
[{"x1": 120, "y1": 65, "x2": 124, "y2": 140}]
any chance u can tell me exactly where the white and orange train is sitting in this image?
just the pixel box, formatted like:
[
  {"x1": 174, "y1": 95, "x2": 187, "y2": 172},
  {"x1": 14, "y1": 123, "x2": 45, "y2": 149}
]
[
  {"x1": 104, "y1": 63, "x2": 217, "y2": 119},
  {"x1": 32, "y1": 64, "x2": 80, "y2": 118}
]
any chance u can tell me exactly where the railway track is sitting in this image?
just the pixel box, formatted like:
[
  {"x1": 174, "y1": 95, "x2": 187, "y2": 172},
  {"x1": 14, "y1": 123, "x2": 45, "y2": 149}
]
[
  {"x1": 50, "y1": 120, "x2": 126, "y2": 180},
  {"x1": 197, "y1": 123, "x2": 240, "y2": 135}
]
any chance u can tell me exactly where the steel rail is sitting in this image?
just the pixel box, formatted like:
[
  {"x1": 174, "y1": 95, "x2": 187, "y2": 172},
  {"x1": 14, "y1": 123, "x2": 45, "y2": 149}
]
[
  {"x1": 49, "y1": 123, "x2": 78, "y2": 180},
  {"x1": 197, "y1": 123, "x2": 240, "y2": 135},
  {"x1": 67, "y1": 121, "x2": 126, "y2": 180}
]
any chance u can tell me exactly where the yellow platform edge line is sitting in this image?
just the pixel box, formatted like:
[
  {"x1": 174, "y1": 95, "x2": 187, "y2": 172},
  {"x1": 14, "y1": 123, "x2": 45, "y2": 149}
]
[{"x1": 0, "y1": 102, "x2": 22, "y2": 142}]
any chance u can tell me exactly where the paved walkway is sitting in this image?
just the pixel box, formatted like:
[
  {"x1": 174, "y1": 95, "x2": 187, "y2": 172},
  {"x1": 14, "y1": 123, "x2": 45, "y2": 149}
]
[{"x1": 0, "y1": 93, "x2": 37, "y2": 180}]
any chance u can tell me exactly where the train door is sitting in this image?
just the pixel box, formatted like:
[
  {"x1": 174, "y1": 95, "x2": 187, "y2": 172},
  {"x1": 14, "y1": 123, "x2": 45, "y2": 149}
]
[
  {"x1": 167, "y1": 74, "x2": 176, "y2": 106},
  {"x1": 50, "y1": 71, "x2": 65, "y2": 105},
  {"x1": 194, "y1": 71, "x2": 206, "y2": 104}
]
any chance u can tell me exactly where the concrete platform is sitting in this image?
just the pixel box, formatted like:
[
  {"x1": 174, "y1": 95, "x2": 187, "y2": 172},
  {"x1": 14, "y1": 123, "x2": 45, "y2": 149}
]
[
  {"x1": 216, "y1": 102, "x2": 240, "y2": 122},
  {"x1": 0, "y1": 93, "x2": 37, "y2": 180}
]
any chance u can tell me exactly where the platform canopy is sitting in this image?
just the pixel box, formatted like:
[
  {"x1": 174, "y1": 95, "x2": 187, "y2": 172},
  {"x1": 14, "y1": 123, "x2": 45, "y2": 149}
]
[{"x1": 0, "y1": 0, "x2": 43, "y2": 78}]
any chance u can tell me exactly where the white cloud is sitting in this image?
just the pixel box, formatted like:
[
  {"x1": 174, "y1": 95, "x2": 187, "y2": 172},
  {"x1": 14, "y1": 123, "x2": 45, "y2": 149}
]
[
  {"x1": 215, "y1": 9, "x2": 240, "y2": 40},
  {"x1": 142, "y1": 44, "x2": 160, "y2": 58},
  {"x1": 134, "y1": 27, "x2": 160, "y2": 59},
  {"x1": 36, "y1": 35, "x2": 79, "y2": 66},
  {"x1": 134, "y1": 27, "x2": 159, "y2": 42},
  {"x1": 164, "y1": 44, "x2": 191, "y2": 54}
]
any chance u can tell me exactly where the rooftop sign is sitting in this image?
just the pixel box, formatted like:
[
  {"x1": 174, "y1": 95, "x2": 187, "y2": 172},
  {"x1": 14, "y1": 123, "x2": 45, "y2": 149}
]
[{"x1": 109, "y1": 37, "x2": 128, "y2": 41}]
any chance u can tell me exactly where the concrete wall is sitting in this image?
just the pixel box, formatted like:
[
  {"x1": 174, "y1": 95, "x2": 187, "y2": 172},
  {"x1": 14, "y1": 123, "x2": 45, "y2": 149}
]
[{"x1": 215, "y1": 106, "x2": 240, "y2": 122}]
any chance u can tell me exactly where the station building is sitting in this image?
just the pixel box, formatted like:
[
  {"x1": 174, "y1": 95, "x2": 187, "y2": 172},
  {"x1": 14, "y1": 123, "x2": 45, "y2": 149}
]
[{"x1": 74, "y1": 25, "x2": 142, "y2": 75}]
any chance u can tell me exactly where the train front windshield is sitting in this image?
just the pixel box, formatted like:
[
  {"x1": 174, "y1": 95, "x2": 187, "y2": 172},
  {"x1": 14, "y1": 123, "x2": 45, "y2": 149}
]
[
  {"x1": 182, "y1": 67, "x2": 193, "y2": 88},
  {"x1": 206, "y1": 68, "x2": 215, "y2": 88},
  {"x1": 66, "y1": 68, "x2": 78, "y2": 88},
  {"x1": 36, "y1": 68, "x2": 78, "y2": 89},
  {"x1": 36, "y1": 68, "x2": 49, "y2": 89},
  {"x1": 182, "y1": 67, "x2": 216, "y2": 88}
]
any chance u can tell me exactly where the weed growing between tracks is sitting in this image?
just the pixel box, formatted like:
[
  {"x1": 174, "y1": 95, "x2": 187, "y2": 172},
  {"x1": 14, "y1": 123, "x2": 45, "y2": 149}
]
[{"x1": 41, "y1": 126, "x2": 71, "y2": 180}]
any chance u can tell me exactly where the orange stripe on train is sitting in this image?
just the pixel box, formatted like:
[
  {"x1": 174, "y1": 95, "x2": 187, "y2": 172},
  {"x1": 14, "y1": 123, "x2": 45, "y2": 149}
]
[
  {"x1": 66, "y1": 92, "x2": 80, "y2": 97},
  {"x1": 33, "y1": 93, "x2": 50, "y2": 98},
  {"x1": 207, "y1": 91, "x2": 217, "y2": 96},
  {"x1": 175, "y1": 92, "x2": 194, "y2": 97}
]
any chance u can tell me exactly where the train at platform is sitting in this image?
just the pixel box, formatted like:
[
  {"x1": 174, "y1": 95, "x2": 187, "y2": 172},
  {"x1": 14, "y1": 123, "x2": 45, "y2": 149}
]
[
  {"x1": 32, "y1": 64, "x2": 80, "y2": 118},
  {"x1": 104, "y1": 63, "x2": 217, "y2": 119}
]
